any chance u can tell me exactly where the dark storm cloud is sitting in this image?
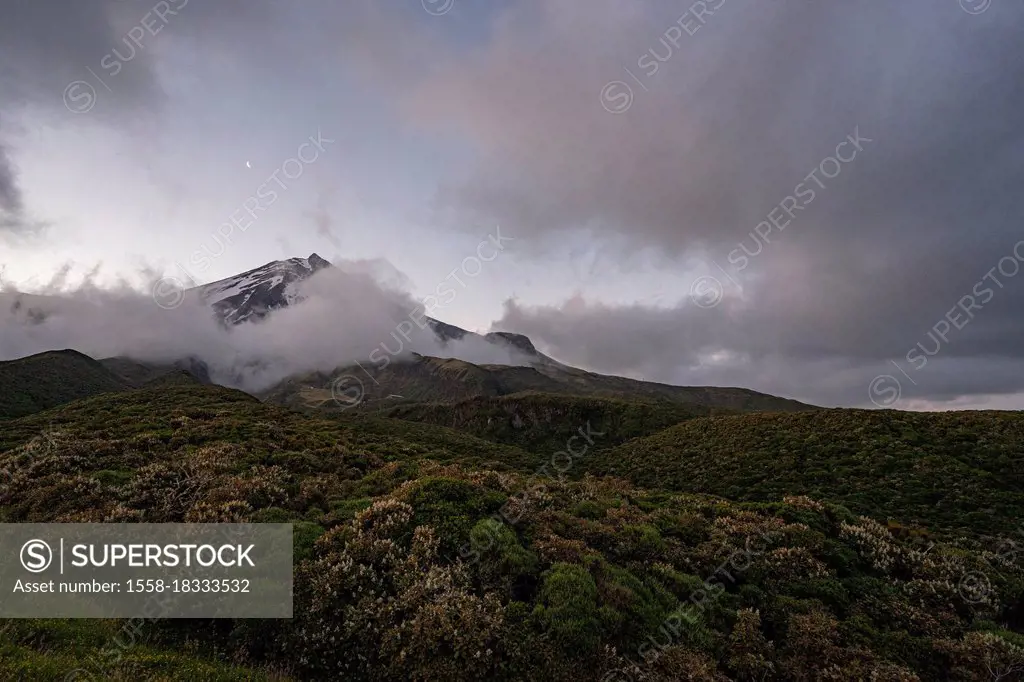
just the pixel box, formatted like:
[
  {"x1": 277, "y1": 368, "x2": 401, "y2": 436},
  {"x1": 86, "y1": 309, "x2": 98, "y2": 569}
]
[
  {"x1": 493, "y1": 273, "x2": 1024, "y2": 409},
  {"x1": 0, "y1": 0, "x2": 278, "y2": 234},
  {"x1": 408, "y1": 2, "x2": 1023, "y2": 261},
  {"x1": 0, "y1": 144, "x2": 22, "y2": 216},
  {"x1": 0, "y1": 0, "x2": 279, "y2": 109},
  {"x1": 0, "y1": 0, "x2": 170, "y2": 121},
  {"x1": 380, "y1": 0, "x2": 1024, "y2": 407},
  {"x1": 0, "y1": 120, "x2": 31, "y2": 234}
]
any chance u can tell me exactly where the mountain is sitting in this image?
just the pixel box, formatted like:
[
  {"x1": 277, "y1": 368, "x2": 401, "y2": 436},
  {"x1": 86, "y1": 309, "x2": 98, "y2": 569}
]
[
  {"x1": 187, "y1": 253, "x2": 571, "y2": 366},
  {"x1": 260, "y1": 352, "x2": 817, "y2": 414},
  {"x1": 0, "y1": 254, "x2": 814, "y2": 421},
  {"x1": 191, "y1": 254, "x2": 816, "y2": 412},
  {"x1": 0, "y1": 349, "x2": 131, "y2": 420},
  {"x1": 194, "y1": 253, "x2": 333, "y2": 325},
  {"x1": 99, "y1": 356, "x2": 213, "y2": 386},
  {"x1": 203, "y1": 254, "x2": 813, "y2": 412}
]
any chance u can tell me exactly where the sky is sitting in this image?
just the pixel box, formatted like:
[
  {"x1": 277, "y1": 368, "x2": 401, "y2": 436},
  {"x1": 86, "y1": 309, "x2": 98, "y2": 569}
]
[{"x1": 1, "y1": 0, "x2": 1023, "y2": 410}]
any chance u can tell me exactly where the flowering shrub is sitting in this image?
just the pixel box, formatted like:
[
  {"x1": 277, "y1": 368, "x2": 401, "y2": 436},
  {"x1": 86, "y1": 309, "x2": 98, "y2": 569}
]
[{"x1": 2, "y1": 385, "x2": 1023, "y2": 680}]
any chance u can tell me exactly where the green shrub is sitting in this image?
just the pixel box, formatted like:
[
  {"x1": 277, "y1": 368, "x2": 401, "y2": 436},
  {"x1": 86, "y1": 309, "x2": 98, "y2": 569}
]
[
  {"x1": 252, "y1": 506, "x2": 291, "y2": 523},
  {"x1": 534, "y1": 563, "x2": 601, "y2": 655},
  {"x1": 572, "y1": 500, "x2": 605, "y2": 519},
  {"x1": 469, "y1": 518, "x2": 539, "y2": 588},
  {"x1": 406, "y1": 477, "x2": 506, "y2": 554},
  {"x1": 293, "y1": 521, "x2": 326, "y2": 563}
]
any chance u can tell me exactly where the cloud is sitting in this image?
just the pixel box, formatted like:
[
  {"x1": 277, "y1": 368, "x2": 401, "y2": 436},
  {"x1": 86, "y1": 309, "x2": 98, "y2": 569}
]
[
  {"x1": 401, "y1": 2, "x2": 1023, "y2": 259},
  {"x1": 0, "y1": 1, "x2": 157, "y2": 107},
  {"x1": 4, "y1": 1, "x2": 1023, "y2": 408},
  {"x1": 339, "y1": 0, "x2": 1024, "y2": 408},
  {"x1": 491, "y1": 276, "x2": 1024, "y2": 409},
  {"x1": 0, "y1": 0, "x2": 279, "y2": 235},
  {"x1": 0, "y1": 259, "x2": 527, "y2": 392},
  {"x1": 0, "y1": 142, "x2": 24, "y2": 230},
  {"x1": 0, "y1": 0, "x2": 280, "y2": 110}
]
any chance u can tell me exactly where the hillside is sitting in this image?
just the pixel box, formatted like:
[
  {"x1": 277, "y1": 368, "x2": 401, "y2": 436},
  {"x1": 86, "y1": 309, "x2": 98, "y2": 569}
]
[
  {"x1": 0, "y1": 383, "x2": 535, "y2": 477},
  {"x1": 502, "y1": 362, "x2": 817, "y2": 413},
  {"x1": 0, "y1": 350, "x2": 131, "y2": 420},
  {"x1": 261, "y1": 354, "x2": 817, "y2": 414},
  {"x1": 99, "y1": 356, "x2": 213, "y2": 386},
  {"x1": 592, "y1": 409, "x2": 1024, "y2": 537},
  {"x1": 377, "y1": 391, "x2": 719, "y2": 457},
  {"x1": 1, "y1": 383, "x2": 1022, "y2": 679},
  {"x1": 0, "y1": 351, "x2": 215, "y2": 421},
  {"x1": 260, "y1": 355, "x2": 506, "y2": 409}
]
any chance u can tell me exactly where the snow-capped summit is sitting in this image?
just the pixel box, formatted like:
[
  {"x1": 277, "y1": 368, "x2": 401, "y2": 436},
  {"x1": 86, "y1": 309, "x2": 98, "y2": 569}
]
[
  {"x1": 190, "y1": 253, "x2": 556, "y2": 365},
  {"x1": 194, "y1": 253, "x2": 331, "y2": 325}
]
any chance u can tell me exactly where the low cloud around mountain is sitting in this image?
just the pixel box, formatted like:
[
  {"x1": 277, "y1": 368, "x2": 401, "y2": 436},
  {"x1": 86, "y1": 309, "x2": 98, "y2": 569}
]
[{"x1": 0, "y1": 258, "x2": 529, "y2": 391}]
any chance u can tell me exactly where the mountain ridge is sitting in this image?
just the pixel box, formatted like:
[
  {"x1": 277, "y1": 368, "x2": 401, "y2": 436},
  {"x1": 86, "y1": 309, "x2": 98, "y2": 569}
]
[
  {"x1": 185, "y1": 253, "x2": 574, "y2": 369},
  {"x1": 0, "y1": 254, "x2": 817, "y2": 417},
  {"x1": 0, "y1": 349, "x2": 131, "y2": 420},
  {"x1": 193, "y1": 252, "x2": 333, "y2": 325},
  {"x1": 259, "y1": 351, "x2": 817, "y2": 414}
]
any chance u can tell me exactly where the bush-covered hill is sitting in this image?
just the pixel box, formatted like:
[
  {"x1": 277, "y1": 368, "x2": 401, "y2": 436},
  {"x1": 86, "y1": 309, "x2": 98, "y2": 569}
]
[
  {"x1": 0, "y1": 351, "x2": 215, "y2": 422},
  {"x1": 376, "y1": 392, "x2": 717, "y2": 455},
  {"x1": 260, "y1": 356, "x2": 506, "y2": 409},
  {"x1": 592, "y1": 409, "x2": 1024, "y2": 538},
  {"x1": 0, "y1": 350, "x2": 131, "y2": 420},
  {"x1": 99, "y1": 356, "x2": 213, "y2": 387},
  {"x1": 1, "y1": 384, "x2": 1023, "y2": 680},
  {"x1": 259, "y1": 354, "x2": 818, "y2": 414},
  {"x1": 0, "y1": 383, "x2": 537, "y2": 477}
]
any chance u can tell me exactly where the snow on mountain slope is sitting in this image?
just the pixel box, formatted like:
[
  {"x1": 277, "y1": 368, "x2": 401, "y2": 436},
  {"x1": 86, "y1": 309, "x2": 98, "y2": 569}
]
[
  {"x1": 189, "y1": 253, "x2": 560, "y2": 366},
  {"x1": 194, "y1": 253, "x2": 332, "y2": 325}
]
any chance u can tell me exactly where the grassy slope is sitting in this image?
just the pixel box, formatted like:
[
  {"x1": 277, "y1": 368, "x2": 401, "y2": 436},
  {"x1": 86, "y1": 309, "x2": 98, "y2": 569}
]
[
  {"x1": 592, "y1": 408, "x2": 1024, "y2": 537},
  {"x1": 0, "y1": 350, "x2": 131, "y2": 420},
  {"x1": 138, "y1": 369, "x2": 205, "y2": 388},
  {"x1": 99, "y1": 357, "x2": 178, "y2": 387},
  {"x1": 1, "y1": 384, "x2": 1023, "y2": 679}
]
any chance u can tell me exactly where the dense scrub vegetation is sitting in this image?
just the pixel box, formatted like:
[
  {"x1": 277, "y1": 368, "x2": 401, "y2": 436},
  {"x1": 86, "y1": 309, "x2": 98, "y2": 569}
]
[
  {"x1": 99, "y1": 356, "x2": 213, "y2": 387},
  {"x1": 592, "y1": 409, "x2": 1024, "y2": 537},
  {"x1": 2, "y1": 384, "x2": 1024, "y2": 679},
  {"x1": 377, "y1": 392, "x2": 714, "y2": 456}
]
